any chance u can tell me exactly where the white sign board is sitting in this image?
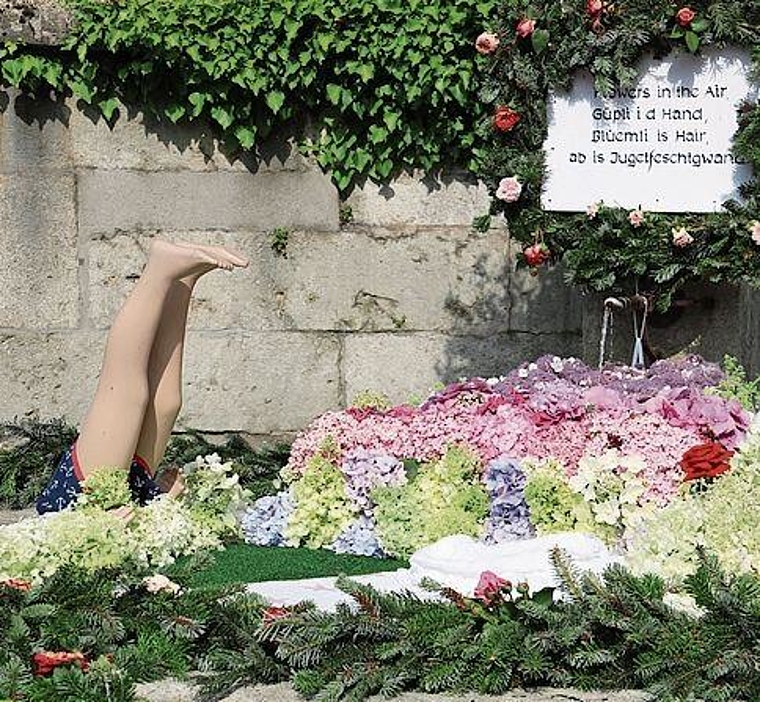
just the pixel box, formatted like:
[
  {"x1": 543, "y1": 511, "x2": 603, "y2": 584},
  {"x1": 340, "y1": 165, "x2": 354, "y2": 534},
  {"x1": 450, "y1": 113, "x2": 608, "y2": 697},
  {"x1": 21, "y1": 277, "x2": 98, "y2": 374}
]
[{"x1": 542, "y1": 47, "x2": 754, "y2": 212}]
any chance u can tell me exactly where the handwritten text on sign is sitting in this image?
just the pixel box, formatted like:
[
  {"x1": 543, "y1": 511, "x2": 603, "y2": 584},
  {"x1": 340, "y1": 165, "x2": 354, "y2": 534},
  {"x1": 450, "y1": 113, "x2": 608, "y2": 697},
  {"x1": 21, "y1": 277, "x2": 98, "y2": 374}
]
[{"x1": 542, "y1": 48, "x2": 754, "y2": 212}]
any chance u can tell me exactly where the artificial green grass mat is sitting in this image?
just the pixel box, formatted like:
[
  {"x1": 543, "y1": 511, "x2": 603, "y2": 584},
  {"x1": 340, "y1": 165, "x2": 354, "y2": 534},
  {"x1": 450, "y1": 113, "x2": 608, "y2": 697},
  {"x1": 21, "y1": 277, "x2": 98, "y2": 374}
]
[{"x1": 189, "y1": 542, "x2": 408, "y2": 587}]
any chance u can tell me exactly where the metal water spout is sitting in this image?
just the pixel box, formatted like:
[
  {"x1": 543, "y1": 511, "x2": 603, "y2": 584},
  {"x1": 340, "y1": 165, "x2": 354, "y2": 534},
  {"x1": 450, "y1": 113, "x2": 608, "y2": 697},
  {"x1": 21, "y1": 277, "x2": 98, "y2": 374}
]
[{"x1": 598, "y1": 295, "x2": 649, "y2": 370}]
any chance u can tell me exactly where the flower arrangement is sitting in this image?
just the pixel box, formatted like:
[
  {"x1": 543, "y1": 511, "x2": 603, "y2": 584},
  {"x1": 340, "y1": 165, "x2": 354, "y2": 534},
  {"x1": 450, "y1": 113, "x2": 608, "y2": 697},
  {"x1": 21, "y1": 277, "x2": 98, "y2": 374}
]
[
  {"x1": 258, "y1": 354, "x2": 756, "y2": 581},
  {"x1": 0, "y1": 453, "x2": 249, "y2": 583}
]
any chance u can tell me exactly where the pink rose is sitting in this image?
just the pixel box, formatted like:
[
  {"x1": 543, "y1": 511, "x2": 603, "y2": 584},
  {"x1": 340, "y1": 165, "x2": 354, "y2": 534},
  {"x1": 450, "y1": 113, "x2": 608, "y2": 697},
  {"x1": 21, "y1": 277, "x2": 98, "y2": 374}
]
[
  {"x1": 586, "y1": 202, "x2": 600, "y2": 219},
  {"x1": 676, "y1": 7, "x2": 696, "y2": 27},
  {"x1": 672, "y1": 227, "x2": 694, "y2": 248},
  {"x1": 516, "y1": 18, "x2": 536, "y2": 38},
  {"x1": 475, "y1": 32, "x2": 500, "y2": 55},
  {"x1": 586, "y1": 0, "x2": 603, "y2": 15},
  {"x1": 474, "y1": 570, "x2": 511, "y2": 605},
  {"x1": 495, "y1": 176, "x2": 522, "y2": 203},
  {"x1": 749, "y1": 220, "x2": 760, "y2": 246},
  {"x1": 628, "y1": 208, "x2": 645, "y2": 227}
]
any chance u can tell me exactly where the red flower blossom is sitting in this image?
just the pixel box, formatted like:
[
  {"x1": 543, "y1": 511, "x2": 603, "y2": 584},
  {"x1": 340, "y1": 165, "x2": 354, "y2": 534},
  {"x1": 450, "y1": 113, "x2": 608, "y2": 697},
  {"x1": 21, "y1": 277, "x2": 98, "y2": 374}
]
[
  {"x1": 32, "y1": 651, "x2": 90, "y2": 677},
  {"x1": 586, "y1": 0, "x2": 603, "y2": 15},
  {"x1": 493, "y1": 105, "x2": 521, "y2": 132},
  {"x1": 262, "y1": 606, "x2": 290, "y2": 625},
  {"x1": 1, "y1": 578, "x2": 32, "y2": 593},
  {"x1": 680, "y1": 441, "x2": 733, "y2": 482},
  {"x1": 675, "y1": 7, "x2": 696, "y2": 27},
  {"x1": 474, "y1": 570, "x2": 512, "y2": 605}
]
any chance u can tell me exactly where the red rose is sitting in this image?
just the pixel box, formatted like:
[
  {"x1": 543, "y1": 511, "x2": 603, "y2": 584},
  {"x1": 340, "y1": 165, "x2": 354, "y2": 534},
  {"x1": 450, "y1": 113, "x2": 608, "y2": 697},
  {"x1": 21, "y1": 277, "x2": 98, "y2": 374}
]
[
  {"x1": 32, "y1": 651, "x2": 89, "y2": 677},
  {"x1": 680, "y1": 442, "x2": 733, "y2": 482},
  {"x1": 1, "y1": 578, "x2": 32, "y2": 593},
  {"x1": 262, "y1": 606, "x2": 290, "y2": 625},
  {"x1": 493, "y1": 105, "x2": 521, "y2": 132},
  {"x1": 676, "y1": 7, "x2": 696, "y2": 27},
  {"x1": 524, "y1": 243, "x2": 550, "y2": 267},
  {"x1": 515, "y1": 18, "x2": 536, "y2": 39}
]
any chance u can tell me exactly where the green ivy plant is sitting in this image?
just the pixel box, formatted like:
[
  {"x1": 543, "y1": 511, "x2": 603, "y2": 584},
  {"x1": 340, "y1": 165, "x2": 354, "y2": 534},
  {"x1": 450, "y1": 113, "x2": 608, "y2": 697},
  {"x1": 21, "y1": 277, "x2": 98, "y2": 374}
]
[
  {"x1": 0, "y1": 0, "x2": 498, "y2": 191},
  {"x1": 476, "y1": 0, "x2": 760, "y2": 310}
]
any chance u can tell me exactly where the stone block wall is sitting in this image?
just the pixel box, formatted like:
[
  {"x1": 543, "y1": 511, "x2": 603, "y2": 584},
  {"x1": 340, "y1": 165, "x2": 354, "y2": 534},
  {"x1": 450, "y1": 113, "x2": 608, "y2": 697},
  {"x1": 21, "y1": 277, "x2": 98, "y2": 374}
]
[{"x1": 0, "y1": 90, "x2": 756, "y2": 440}]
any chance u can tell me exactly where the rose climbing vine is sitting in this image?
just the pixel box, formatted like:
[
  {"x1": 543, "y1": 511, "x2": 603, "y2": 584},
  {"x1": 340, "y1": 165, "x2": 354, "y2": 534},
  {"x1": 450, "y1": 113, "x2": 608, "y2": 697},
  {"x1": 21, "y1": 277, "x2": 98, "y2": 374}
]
[{"x1": 474, "y1": 0, "x2": 760, "y2": 309}]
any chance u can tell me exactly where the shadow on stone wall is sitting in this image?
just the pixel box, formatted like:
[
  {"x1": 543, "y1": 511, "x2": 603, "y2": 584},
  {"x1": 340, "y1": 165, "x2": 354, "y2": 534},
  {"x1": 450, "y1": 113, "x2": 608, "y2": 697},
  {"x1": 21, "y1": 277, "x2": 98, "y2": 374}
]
[
  {"x1": 0, "y1": 88, "x2": 304, "y2": 173},
  {"x1": 435, "y1": 250, "x2": 584, "y2": 382}
]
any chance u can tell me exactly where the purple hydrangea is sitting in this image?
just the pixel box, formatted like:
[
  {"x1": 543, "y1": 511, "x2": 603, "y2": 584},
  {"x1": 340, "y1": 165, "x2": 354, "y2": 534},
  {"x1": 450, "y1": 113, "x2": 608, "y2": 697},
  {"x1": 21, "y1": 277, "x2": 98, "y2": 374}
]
[
  {"x1": 341, "y1": 447, "x2": 406, "y2": 516},
  {"x1": 241, "y1": 490, "x2": 294, "y2": 547},
  {"x1": 331, "y1": 515, "x2": 385, "y2": 557},
  {"x1": 482, "y1": 457, "x2": 534, "y2": 544}
]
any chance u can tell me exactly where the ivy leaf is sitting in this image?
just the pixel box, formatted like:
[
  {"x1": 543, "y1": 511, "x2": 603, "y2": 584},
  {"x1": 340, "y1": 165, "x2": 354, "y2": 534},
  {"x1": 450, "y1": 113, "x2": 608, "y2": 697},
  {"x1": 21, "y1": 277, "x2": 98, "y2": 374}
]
[
  {"x1": 326, "y1": 83, "x2": 342, "y2": 105},
  {"x1": 383, "y1": 111, "x2": 400, "y2": 132},
  {"x1": 165, "y1": 103, "x2": 186, "y2": 123},
  {"x1": 99, "y1": 98, "x2": 120, "y2": 121},
  {"x1": 266, "y1": 90, "x2": 285, "y2": 114},
  {"x1": 531, "y1": 29, "x2": 549, "y2": 55},
  {"x1": 369, "y1": 125, "x2": 388, "y2": 144},
  {"x1": 356, "y1": 63, "x2": 374, "y2": 83},
  {"x1": 188, "y1": 91, "x2": 208, "y2": 117},
  {"x1": 685, "y1": 31, "x2": 700, "y2": 53},
  {"x1": 210, "y1": 105, "x2": 233, "y2": 129},
  {"x1": 234, "y1": 125, "x2": 257, "y2": 149},
  {"x1": 1, "y1": 59, "x2": 27, "y2": 86},
  {"x1": 70, "y1": 79, "x2": 94, "y2": 104}
]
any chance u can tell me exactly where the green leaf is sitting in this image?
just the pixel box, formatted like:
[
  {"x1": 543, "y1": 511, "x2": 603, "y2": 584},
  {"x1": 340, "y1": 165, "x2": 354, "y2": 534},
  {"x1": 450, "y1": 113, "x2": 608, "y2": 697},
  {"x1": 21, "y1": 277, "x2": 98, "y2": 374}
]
[
  {"x1": 99, "y1": 98, "x2": 120, "y2": 121},
  {"x1": 234, "y1": 125, "x2": 257, "y2": 149},
  {"x1": 356, "y1": 63, "x2": 374, "y2": 83},
  {"x1": 70, "y1": 79, "x2": 94, "y2": 104},
  {"x1": 188, "y1": 91, "x2": 208, "y2": 117},
  {"x1": 654, "y1": 263, "x2": 683, "y2": 283},
  {"x1": 210, "y1": 105, "x2": 233, "y2": 129},
  {"x1": 165, "y1": 103, "x2": 186, "y2": 123},
  {"x1": 685, "y1": 31, "x2": 700, "y2": 53},
  {"x1": 690, "y1": 18, "x2": 709, "y2": 33},
  {"x1": 531, "y1": 29, "x2": 549, "y2": 54},
  {"x1": 265, "y1": 90, "x2": 285, "y2": 114},
  {"x1": 369, "y1": 125, "x2": 388, "y2": 144},
  {"x1": 383, "y1": 111, "x2": 400, "y2": 132},
  {"x1": 326, "y1": 83, "x2": 342, "y2": 105}
]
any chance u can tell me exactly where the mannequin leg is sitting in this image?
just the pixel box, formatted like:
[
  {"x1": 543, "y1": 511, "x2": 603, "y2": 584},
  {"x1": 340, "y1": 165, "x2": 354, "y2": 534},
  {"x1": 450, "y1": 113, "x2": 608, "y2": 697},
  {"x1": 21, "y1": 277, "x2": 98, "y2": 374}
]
[
  {"x1": 75, "y1": 240, "x2": 242, "y2": 476},
  {"x1": 133, "y1": 273, "x2": 197, "y2": 474}
]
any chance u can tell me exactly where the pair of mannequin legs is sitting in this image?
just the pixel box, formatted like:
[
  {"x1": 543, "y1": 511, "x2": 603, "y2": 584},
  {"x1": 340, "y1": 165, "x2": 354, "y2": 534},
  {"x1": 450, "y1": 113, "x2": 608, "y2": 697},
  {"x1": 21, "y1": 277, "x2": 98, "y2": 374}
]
[{"x1": 73, "y1": 240, "x2": 248, "y2": 516}]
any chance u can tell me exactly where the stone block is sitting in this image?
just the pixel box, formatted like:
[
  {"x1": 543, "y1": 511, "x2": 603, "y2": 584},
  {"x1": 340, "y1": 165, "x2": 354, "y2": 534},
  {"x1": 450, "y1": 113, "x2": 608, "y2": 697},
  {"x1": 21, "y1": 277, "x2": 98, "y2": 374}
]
[
  {"x1": 509, "y1": 248, "x2": 583, "y2": 334},
  {"x1": 345, "y1": 170, "x2": 491, "y2": 228},
  {"x1": 0, "y1": 173, "x2": 79, "y2": 328},
  {"x1": 0, "y1": 91, "x2": 72, "y2": 172},
  {"x1": 0, "y1": 0, "x2": 73, "y2": 45},
  {"x1": 280, "y1": 228, "x2": 513, "y2": 333},
  {"x1": 343, "y1": 332, "x2": 582, "y2": 405},
  {"x1": 179, "y1": 331, "x2": 341, "y2": 433},
  {"x1": 0, "y1": 331, "x2": 104, "y2": 425},
  {"x1": 77, "y1": 170, "x2": 339, "y2": 236},
  {"x1": 68, "y1": 103, "x2": 316, "y2": 173}
]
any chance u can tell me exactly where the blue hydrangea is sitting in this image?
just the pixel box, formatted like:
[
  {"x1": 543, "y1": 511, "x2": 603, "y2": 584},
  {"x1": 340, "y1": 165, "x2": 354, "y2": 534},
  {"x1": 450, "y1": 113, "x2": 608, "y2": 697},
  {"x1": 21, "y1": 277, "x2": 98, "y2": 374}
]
[
  {"x1": 241, "y1": 490, "x2": 295, "y2": 547},
  {"x1": 331, "y1": 515, "x2": 385, "y2": 558},
  {"x1": 482, "y1": 457, "x2": 534, "y2": 544}
]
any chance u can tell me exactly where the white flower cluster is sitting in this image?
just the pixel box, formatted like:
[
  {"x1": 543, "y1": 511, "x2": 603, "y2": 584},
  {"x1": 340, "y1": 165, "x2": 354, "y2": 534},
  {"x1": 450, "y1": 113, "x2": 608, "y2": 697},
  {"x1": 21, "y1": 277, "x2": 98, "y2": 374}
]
[{"x1": 0, "y1": 453, "x2": 248, "y2": 583}]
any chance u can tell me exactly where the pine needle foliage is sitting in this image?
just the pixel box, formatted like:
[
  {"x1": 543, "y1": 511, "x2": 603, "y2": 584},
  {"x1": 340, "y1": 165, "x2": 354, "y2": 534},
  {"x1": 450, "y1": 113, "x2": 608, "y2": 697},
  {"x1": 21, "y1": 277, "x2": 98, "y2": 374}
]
[{"x1": 1, "y1": 551, "x2": 757, "y2": 701}]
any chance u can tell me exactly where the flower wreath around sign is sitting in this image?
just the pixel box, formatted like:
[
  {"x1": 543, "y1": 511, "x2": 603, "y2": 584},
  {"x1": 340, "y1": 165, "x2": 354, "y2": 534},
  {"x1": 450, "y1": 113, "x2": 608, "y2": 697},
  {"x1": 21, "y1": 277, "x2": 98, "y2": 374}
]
[{"x1": 473, "y1": 0, "x2": 760, "y2": 310}]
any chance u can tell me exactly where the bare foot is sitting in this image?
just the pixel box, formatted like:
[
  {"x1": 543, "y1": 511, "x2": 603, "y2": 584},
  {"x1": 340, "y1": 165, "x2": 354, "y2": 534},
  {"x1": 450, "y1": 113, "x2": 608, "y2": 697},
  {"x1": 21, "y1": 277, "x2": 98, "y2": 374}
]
[
  {"x1": 176, "y1": 243, "x2": 249, "y2": 272},
  {"x1": 145, "y1": 239, "x2": 222, "y2": 280}
]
